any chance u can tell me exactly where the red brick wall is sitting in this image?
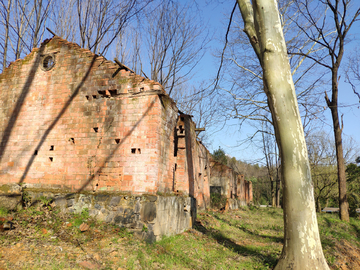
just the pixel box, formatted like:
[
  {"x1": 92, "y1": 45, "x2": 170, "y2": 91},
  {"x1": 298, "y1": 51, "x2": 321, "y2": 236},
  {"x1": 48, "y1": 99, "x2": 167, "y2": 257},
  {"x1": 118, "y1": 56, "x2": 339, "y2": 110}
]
[
  {"x1": 210, "y1": 162, "x2": 235, "y2": 198},
  {"x1": 173, "y1": 115, "x2": 189, "y2": 193},
  {"x1": 173, "y1": 115, "x2": 211, "y2": 209},
  {"x1": 0, "y1": 37, "x2": 173, "y2": 194},
  {"x1": 193, "y1": 141, "x2": 211, "y2": 209},
  {"x1": 237, "y1": 174, "x2": 246, "y2": 202},
  {"x1": 210, "y1": 162, "x2": 252, "y2": 205},
  {"x1": 0, "y1": 36, "x2": 250, "y2": 207},
  {"x1": 157, "y1": 95, "x2": 178, "y2": 193}
]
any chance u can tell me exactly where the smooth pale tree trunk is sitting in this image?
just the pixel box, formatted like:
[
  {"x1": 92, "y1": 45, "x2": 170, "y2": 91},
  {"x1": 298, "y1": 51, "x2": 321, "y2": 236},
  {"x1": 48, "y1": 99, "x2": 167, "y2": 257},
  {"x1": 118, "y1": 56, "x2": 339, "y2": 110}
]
[{"x1": 237, "y1": 0, "x2": 329, "y2": 268}]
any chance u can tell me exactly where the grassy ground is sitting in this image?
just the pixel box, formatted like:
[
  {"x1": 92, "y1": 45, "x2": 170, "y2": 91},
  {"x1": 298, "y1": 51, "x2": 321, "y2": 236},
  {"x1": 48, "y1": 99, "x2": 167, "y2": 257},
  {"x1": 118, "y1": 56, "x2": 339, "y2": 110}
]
[{"x1": 0, "y1": 205, "x2": 359, "y2": 269}]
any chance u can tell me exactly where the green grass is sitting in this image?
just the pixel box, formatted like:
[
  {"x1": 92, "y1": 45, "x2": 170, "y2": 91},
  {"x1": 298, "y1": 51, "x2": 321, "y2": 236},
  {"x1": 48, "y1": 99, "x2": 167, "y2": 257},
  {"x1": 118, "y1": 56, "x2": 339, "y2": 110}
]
[
  {"x1": 0, "y1": 207, "x2": 9, "y2": 217},
  {"x1": 118, "y1": 207, "x2": 360, "y2": 269},
  {"x1": 318, "y1": 212, "x2": 360, "y2": 265},
  {"x1": 70, "y1": 208, "x2": 90, "y2": 228},
  {"x1": 1, "y1": 206, "x2": 359, "y2": 269},
  {"x1": 116, "y1": 207, "x2": 285, "y2": 269}
]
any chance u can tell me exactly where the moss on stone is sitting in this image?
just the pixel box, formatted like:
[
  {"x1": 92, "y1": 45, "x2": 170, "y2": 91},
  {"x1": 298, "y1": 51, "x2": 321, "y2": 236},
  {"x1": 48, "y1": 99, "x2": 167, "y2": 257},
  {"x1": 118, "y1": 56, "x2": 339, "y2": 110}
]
[
  {"x1": 117, "y1": 78, "x2": 130, "y2": 85},
  {"x1": 20, "y1": 51, "x2": 37, "y2": 65},
  {"x1": 0, "y1": 185, "x2": 10, "y2": 193}
]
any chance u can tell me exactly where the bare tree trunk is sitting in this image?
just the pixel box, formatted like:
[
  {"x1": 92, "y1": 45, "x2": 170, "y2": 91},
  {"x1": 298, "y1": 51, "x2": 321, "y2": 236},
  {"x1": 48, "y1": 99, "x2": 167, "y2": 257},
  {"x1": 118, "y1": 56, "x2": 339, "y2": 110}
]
[
  {"x1": 271, "y1": 177, "x2": 276, "y2": 206},
  {"x1": 143, "y1": 1, "x2": 207, "y2": 96},
  {"x1": 275, "y1": 153, "x2": 281, "y2": 208},
  {"x1": 326, "y1": 78, "x2": 349, "y2": 220},
  {"x1": 32, "y1": 0, "x2": 42, "y2": 48},
  {"x1": 1, "y1": 0, "x2": 12, "y2": 69},
  {"x1": 291, "y1": 0, "x2": 360, "y2": 222},
  {"x1": 237, "y1": 0, "x2": 329, "y2": 268},
  {"x1": 262, "y1": 128, "x2": 277, "y2": 207},
  {"x1": 51, "y1": 0, "x2": 76, "y2": 42},
  {"x1": 275, "y1": 178, "x2": 280, "y2": 208},
  {"x1": 316, "y1": 197, "x2": 321, "y2": 213},
  {"x1": 14, "y1": 0, "x2": 28, "y2": 60}
]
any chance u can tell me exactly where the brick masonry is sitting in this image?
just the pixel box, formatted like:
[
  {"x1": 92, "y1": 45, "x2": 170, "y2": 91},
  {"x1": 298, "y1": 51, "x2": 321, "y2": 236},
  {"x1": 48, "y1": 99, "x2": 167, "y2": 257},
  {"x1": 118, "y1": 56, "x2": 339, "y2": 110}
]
[
  {"x1": 0, "y1": 37, "x2": 174, "y2": 195},
  {"x1": 0, "y1": 36, "x2": 252, "y2": 238},
  {"x1": 210, "y1": 161, "x2": 253, "y2": 205}
]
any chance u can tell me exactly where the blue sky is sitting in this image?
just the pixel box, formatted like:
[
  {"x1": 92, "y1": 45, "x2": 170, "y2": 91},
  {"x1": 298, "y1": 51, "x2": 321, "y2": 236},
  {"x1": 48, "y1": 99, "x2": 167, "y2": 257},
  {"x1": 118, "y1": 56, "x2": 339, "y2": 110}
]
[{"x1": 192, "y1": 1, "x2": 360, "y2": 164}]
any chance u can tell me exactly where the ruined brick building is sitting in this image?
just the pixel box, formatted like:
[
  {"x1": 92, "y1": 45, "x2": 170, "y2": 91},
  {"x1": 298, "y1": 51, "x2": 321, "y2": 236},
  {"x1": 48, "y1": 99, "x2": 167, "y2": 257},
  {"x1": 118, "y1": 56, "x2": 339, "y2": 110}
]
[{"x1": 0, "y1": 37, "x2": 252, "y2": 240}]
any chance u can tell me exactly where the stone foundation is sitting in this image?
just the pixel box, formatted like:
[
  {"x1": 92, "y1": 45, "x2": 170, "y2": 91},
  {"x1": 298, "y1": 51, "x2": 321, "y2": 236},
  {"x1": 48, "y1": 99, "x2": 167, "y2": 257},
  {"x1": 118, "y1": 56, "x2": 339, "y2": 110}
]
[
  {"x1": 1, "y1": 184, "x2": 196, "y2": 242},
  {"x1": 227, "y1": 198, "x2": 247, "y2": 210}
]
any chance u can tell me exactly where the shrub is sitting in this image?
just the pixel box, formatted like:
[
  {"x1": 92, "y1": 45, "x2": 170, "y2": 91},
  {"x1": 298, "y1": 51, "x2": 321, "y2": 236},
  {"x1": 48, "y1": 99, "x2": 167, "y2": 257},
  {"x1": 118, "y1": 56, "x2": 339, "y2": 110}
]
[{"x1": 210, "y1": 193, "x2": 227, "y2": 209}]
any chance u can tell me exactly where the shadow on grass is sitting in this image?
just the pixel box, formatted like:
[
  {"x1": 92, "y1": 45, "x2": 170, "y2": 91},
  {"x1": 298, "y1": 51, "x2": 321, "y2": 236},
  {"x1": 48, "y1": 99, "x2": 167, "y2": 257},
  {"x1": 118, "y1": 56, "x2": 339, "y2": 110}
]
[
  {"x1": 323, "y1": 216, "x2": 335, "y2": 228},
  {"x1": 141, "y1": 238, "x2": 199, "y2": 270},
  {"x1": 350, "y1": 223, "x2": 360, "y2": 240},
  {"x1": 194, "y1": 219, "x2": 279, "y2": 268},
  {"x1": 319, "y1": 216, "x2": 360, "y2": 249},
  {"x1": 213, "y1": 214, "x2": 283, "y2": 244}
]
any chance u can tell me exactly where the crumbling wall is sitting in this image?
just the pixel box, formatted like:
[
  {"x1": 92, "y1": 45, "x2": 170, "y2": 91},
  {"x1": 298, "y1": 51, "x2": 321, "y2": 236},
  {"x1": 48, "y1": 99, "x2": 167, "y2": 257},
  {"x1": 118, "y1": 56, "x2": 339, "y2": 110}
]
[
  {"x1": 0, "y1": 36, "x2": 251, "y2": 239},
  {"x1": 210, "y1": 161, "x2": 252, "y2": 206},
  {"x1": 193, "y1": 141, "x2": 211, "y2": 209},
  {"x1": 6, "y1": 185, "x2": 195, "y2": 242},
  {"x1": 0, "y1": 37, "x2": 173, "y2": 194},
  {"x1": 157, "y1": 95, "x2": 178, "y2": 193},
  {"x1": 210, "y1": 162, "x2": 235, "y2": 198},
  {"x1": 173, "y1": 115, "x2": 211, "y2": 210}
]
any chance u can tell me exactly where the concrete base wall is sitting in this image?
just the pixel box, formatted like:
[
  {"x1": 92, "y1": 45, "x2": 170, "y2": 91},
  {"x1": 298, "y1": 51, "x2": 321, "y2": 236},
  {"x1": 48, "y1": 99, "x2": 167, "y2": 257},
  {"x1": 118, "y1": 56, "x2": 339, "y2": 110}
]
[
  {"x1": 227, "y1": 198, "x2": 248, "y2": 210},
  {"x1": 0, "y1": 184, "x2": 196, "y2": 242}
]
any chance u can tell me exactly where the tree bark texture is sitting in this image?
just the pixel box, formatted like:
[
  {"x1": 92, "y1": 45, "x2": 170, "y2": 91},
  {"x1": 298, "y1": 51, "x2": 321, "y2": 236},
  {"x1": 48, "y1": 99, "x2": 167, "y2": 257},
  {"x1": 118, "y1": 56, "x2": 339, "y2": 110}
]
[
  {"x1": 275, "y1": 178, "x2": 280, "y2": 208},
  {"x1": 2, "y1": 0, "x2": 12, "y2": 69},
  {"x1": 271, "y1": 178, "x2": 276, "y2": 206},
  {"x1": 237, "y1": 0, "x2": 329, "y2": 268},
  {"x1": 326, "y1": 70, "x2": 349, "y2": 221}
]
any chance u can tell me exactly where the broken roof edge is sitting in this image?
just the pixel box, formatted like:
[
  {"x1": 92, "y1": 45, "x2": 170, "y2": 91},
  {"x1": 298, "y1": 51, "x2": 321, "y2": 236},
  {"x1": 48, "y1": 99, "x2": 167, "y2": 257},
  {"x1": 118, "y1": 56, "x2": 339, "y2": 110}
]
[
  {"x1": 43, "y1": 36, "x2": 167, "y2": 93},
  {"x1": 209, "y1": 159, "x2": 244, "y2": 176},
  {"x1": 1, "y1": 36, "x2": 167, "y2": 96}
]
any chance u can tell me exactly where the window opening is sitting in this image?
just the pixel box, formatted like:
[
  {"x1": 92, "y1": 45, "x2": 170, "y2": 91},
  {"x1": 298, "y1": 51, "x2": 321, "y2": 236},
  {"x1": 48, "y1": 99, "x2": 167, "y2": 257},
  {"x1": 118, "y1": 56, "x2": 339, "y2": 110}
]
[
  {"x1": 41, "y1": 54, "x2": 56, "y2": 71},
  {"x1": 109, "y1": 90, "x2": 117, "y2": 97}
]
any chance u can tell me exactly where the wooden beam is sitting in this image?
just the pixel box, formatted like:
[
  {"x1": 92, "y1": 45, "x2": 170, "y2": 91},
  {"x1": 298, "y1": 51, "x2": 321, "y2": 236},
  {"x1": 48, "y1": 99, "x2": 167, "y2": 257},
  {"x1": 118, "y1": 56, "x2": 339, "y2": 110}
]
[{"x1": 114, "y1": 58, "x2": 135, "y2": 73}]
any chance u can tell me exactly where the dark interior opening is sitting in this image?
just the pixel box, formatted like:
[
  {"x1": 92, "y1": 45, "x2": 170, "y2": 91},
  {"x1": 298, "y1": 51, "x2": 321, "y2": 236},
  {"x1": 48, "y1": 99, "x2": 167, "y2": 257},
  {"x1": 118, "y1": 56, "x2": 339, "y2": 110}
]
[{"x1": 109, "y1": 90, "x2": 117, "y2": 97}]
